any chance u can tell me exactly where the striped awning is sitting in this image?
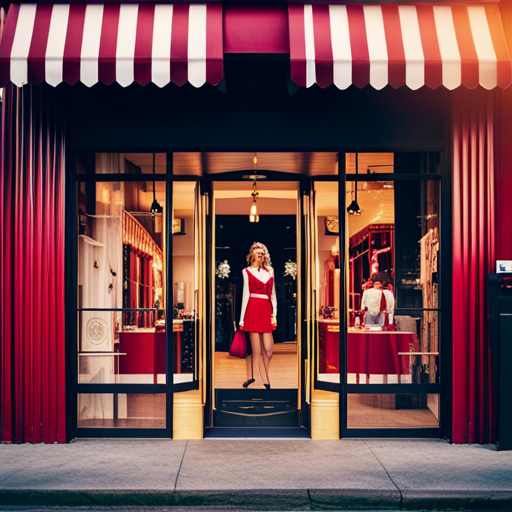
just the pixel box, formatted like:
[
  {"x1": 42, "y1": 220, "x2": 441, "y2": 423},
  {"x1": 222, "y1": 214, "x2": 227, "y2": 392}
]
[
  {"x1": 289, "y1": 4, "x2": 512, "y2": 90},
  {"x1": 0, "y1": 3, "x2": 223, "y2": 88}
]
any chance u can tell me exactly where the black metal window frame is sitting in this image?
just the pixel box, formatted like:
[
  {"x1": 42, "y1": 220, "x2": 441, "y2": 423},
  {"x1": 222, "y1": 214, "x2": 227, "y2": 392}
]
[
  {"x1": 65, "y1": 149, "x2": 451, "y2": 440},
  {"x1": 67, "y1": 152, "x2": 174, "y2": 439},
  {"x1": 335, "y1": 152, "x2": 449, "y2": 439}
]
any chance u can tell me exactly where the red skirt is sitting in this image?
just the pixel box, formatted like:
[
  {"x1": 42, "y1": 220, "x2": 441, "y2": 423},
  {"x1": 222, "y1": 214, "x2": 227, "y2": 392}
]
[{"x1": 241, "y1": 297, "x2": 275, "y2": 333}]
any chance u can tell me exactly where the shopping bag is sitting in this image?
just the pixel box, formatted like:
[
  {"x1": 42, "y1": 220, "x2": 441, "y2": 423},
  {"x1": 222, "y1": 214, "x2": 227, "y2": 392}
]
[{"x1": 229, "y1": 330, "x2": 248, "y2": 359}]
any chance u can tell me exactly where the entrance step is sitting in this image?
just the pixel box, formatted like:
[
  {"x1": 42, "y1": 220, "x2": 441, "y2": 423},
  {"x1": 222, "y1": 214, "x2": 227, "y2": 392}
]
[
  {"x1": 214, "y1": 388, "x2": 298, "y2": 427},
  {"x1": 205, "y1": 426, "x2": 310, "y2": 438}
]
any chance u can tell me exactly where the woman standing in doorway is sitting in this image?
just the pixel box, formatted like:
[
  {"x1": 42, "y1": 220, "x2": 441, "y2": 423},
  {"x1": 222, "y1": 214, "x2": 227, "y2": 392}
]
[{"x1": 239, "y1": 242, "x2": 277, "y2": 389}]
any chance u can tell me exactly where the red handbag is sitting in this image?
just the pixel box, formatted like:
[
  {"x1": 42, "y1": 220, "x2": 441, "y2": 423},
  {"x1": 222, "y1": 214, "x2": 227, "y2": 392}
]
[{"x1": 229, "y1": 330, "x2": 248, "y2": 358}]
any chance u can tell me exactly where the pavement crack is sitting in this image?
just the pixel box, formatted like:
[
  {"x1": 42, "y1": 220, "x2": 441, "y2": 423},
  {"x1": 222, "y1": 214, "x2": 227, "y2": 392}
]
[
  {"x1": 307, "y1": 488, "x2": 313, "y2": 510},
  {"x1": 363, "y1": 440, "x2": 403, "y2": 510},
  {"x1": 173, "y1": 440, "x2": 188, "y2": 492}
]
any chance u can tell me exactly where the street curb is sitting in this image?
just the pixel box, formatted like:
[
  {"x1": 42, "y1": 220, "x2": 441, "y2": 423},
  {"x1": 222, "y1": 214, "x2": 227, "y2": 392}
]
[
  {"x1": 401, "y1": 490, "x2": 512, "y2": 511},
  {"x1": 1, "y1": 489, "x2": 512, "y2": 510}
]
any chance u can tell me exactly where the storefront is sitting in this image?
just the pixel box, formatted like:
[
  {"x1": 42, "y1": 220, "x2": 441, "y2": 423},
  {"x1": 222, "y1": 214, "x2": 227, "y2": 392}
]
[{"x1": 1, "y1": 0, "x2": 512, "y2": 443}]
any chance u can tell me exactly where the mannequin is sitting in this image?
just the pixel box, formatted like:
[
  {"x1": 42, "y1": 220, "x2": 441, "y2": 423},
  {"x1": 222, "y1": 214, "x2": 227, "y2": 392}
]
[{"x1": 239, "y1": 242, "x2": 277, "y2": 389}]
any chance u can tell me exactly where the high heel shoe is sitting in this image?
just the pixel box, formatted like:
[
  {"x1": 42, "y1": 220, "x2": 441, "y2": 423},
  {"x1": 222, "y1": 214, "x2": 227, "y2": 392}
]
[
  {"x1": 264, "y1": 383, "x2": 271, "y2": 390},
  {"x1": 243, "y1": 379, "x2": 255, "y2": 389}
]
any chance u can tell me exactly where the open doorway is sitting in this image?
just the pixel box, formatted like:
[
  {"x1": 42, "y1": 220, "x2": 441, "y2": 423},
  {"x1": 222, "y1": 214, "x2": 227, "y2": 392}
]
[{"x1": 211, "y1": 181, "x2": 301, "y2": 430}]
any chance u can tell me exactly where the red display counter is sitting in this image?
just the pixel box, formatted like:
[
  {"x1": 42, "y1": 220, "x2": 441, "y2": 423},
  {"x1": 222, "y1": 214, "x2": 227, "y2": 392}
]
[
  {"x1": 117, "y1": 321, "x2": 184, "y2": 381},
  {"x1": 319, "y1": 321, "x2": 415, "y2": 381},
  {"x1": 118, "y1": 332, "x2": 166, "y2": 379}
]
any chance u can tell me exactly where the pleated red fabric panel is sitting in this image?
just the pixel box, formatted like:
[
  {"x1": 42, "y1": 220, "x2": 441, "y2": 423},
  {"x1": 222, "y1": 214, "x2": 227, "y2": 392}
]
[
  {"x1": 0, "y1": 84, "x2": 66, "y2": 443},
  {"x1": 451, "y1": 87, "x2": 497, "y2": 444},
  {"x1": 496, "y1": 1, "x2": 512, "y2": 262}
]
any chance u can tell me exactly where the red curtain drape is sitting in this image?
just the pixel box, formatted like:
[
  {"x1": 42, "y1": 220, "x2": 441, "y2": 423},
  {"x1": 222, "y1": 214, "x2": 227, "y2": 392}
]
[
  {"x1": 497, "y1": 0, "x2": 512, "y2": 261},
  {"x1": 0, "y1": 84, "x2": 66, "y2": 443},
  {"x1": 451, "y1": 87, "x2": 498, "y2": 444}
]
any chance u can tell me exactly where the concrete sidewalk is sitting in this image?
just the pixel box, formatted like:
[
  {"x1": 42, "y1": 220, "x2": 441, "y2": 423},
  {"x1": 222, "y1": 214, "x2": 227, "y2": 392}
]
[{"x1": 1, "y1": 438, "x2": 512, "y2": 510}]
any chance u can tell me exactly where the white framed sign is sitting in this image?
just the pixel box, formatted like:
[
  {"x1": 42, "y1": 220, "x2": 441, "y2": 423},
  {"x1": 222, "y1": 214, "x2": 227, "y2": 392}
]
[{"x1": 496, "y1": 260, "x2": 512, "y2": 274}]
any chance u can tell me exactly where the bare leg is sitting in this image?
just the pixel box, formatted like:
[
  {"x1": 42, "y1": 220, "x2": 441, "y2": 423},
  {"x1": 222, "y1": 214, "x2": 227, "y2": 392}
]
[
  {"x1": 245, "y1": 354, "x2": 253, "y2": 380},
  {"x1": 249, "y1": 332, "x2": 269, "y2": 385},
  {"x1": 261, "y1": 332, "x2": 274, "y2": 386}
]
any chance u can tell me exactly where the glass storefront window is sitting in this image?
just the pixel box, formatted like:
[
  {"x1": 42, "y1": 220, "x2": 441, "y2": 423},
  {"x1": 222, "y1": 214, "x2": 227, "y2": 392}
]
[
  {"x1": 346, "y1": 155, "x2": 440, "y2": 386},
  {"x1": 77, "y1": 174, "x2": 167, "y2": 385},
  {"x1": 77, "y1": 393, "x2": 166, "y2": 428},
  {"x1": 172, "y1": 182, "x2": 198, "y2": 385},
  {"x1": 314, "y1": 181, "x2": 340, "y2": 386},
  {"x1": 345, "y1": 152, "x2": 441, "y2": 174},
  {"x1": 76, "y1": 153, "x2": 166, "y2": 174},
  {"x1": 347, "y1": 394, "x2": 440, "y2": 429}
]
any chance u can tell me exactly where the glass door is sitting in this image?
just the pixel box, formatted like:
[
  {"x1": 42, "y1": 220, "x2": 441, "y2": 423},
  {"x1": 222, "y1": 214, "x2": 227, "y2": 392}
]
[
  {"x1": 300, "y1": 178, "x2": 342, "y2": 436},
  {"x1": 171, "y1": 180, "x2": 203, "y2": 391},
  {"x1": 210, "y1": 179, "x2": 300, "y2": 429}
]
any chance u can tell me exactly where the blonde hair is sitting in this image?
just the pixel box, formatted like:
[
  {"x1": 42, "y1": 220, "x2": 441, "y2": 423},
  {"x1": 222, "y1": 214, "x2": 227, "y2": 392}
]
[{"x1": 246, "y1": 242, "x2": 272, "y2": 269}]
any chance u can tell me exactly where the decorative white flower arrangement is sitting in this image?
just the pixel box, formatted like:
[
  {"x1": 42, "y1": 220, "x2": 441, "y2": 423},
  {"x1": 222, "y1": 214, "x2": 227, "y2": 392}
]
[
  {"x1": 216, "y1": 260, "x2": 231, "y2": 279},
  {"x1": 284, "y1": 260, "x2": 297, "y2": 280}
]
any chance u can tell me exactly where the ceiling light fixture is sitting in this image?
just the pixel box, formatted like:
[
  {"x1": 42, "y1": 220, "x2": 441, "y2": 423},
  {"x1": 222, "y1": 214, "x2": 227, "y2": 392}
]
[
  {"x1": 249, "y1": 180, "x2": 259, "y2": 223},
  {"x1": 150, "y1": 153, "x2": 163, "y2": 232},
  {"x1": 347, "y1": 153, "x2": 361, "y2": 215}
]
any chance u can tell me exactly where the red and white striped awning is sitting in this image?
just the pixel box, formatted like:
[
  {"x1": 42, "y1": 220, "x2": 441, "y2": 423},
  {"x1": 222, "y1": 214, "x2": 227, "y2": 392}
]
[
  {"x1": 0, "y1": 3, "x2": 223, "y2": 88},
  {"x1": 288, "y1": 4, "x2": 512, "y2": 90}
]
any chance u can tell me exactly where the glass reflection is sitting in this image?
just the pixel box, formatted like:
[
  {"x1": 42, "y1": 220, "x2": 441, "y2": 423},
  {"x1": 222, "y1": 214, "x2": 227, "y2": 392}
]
[
  {"x1": 315, "y1": 182, "x2": 340, "y2": 384},
  {"x1": 346, "y1": 154, "x2": 440, "y2": 385},
  {"x1": 77, "y1": 158, "x2": 166, "y2": 386},
  {"x1": 77, "y1": 393, "x2": 166, "y2": 428},
  {"x1": 347, "y1": 394, "x2": 440, "y2": 429},
  {"x1": 172, "y1": 182, "x2": 197, "y2": 385}
]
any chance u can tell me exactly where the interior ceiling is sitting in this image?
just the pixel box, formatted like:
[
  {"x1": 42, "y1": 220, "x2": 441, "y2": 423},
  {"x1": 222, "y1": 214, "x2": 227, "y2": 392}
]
[
  {"x1": 125, "y1": 152, "x2": 339, "y2": 176},
  {"x1": 135, "y1": 182, "x2": 394, "y2": 234},
  {"x1": 124, "y1": 153, "x2": 395, "y2": 232},
  {"x1": 124, "y1": 152, "x2": 393, "y2": 176},
  {"x1": 346, "y1": 153, "x2": 394, "y2": 174},
  {"x1": 347, "y1": 183, "x2": 394, "y2": 236}
]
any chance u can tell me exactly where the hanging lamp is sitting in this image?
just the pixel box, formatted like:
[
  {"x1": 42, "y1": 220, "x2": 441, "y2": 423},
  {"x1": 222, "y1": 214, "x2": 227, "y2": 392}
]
[
  {"x1": 150, "y1": 153, "x2": 163, "y2": 232},
  {"x1": 249, "y1": 180, "x2": 259, "y2": 223},
  {"x1": 249, "y1": 152, "x2": 260, "y2": 222},
  {"x1": 347, "y1": 153, "x2": 361, "y2": 215}
]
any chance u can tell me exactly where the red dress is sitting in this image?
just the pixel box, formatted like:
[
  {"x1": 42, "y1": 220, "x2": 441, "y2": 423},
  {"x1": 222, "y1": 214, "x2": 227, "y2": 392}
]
[{"x1": 240, "y1": 268, "x2": 276, "y2": 333}]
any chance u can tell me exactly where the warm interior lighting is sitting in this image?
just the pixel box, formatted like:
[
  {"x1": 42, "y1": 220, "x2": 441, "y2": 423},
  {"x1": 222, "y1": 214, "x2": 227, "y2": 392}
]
[
  {"x1": 253, "y1": 152, "x2": 258, "y2": 165},
  {"x1": 347, "y1": 198, "x2": 361, "y2": 215},
  {"x1": 249, "y1": 180, "x2": 259, "y2": 222}
]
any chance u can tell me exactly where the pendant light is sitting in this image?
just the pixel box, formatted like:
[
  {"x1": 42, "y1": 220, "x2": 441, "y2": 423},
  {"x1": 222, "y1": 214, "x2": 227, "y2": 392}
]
[
  {"x1": 150, "y1": 153, "x2": 163, "y2": 232},
  {"x1": 347, "y1": 152, "x2": 362, "y2": 215},
  {"x1": 249, "y1": 152, "x2": 260, "y2": 222},
  {"x1": 249, "y1": 180, "x2": 259, "y2": 223}
]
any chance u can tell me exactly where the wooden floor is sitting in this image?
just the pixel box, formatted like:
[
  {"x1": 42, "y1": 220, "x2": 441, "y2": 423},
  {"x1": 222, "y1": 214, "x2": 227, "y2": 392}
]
[
  {"x1": 347, "y1": 394, "x2": 439, "y2": 428},
  {"x1": 214, "y1": 343, "x2": 299, "y2": 389}
]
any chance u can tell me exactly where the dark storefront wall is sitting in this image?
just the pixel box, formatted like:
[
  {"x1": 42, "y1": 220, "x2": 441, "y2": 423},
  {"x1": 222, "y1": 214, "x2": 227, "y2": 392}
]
[{"x1": 68, "y1": 82, "x2": 446, "y2": 152}]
